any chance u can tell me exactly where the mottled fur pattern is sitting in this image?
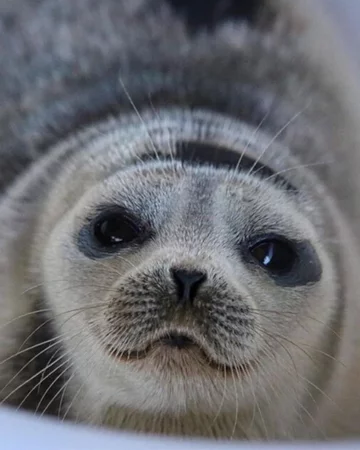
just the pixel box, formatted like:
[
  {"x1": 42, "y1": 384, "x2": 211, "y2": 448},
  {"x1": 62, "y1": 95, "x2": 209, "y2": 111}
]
[{"x1": 1, "y1": 0, "x2": 360, "y2": 441}]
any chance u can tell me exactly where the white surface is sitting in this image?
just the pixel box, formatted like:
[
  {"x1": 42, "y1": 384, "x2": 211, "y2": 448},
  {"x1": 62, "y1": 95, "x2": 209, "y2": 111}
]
[
  {"x1": 1, "y1": 1, "x2": 360, "y2": 449},
  {"x1": 0, "y1": 408, "x2": 358, "y2": 450}
]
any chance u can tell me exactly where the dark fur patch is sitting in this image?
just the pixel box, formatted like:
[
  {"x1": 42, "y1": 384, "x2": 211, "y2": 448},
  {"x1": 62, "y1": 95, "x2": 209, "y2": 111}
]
[
  {"x1": 167, "y1": 0, "x2": 265, "y2": 30},
  {"x1": 141, "y1": 141, "x2": 297, "y2": 192}
]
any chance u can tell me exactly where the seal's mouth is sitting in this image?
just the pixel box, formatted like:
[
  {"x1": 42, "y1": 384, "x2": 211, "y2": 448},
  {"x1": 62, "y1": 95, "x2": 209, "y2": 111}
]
[
  {"x1": 106, "y1": 332, "x2": 201, "y2": 360},
  {"x1": 106, "y1": 332, "x2": 251, "y2": 375}
]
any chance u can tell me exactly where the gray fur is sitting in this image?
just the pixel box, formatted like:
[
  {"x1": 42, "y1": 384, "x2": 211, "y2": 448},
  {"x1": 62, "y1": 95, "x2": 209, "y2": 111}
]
[{"x1": 1, "y1": 0, "x2": 360, "y2": 440}]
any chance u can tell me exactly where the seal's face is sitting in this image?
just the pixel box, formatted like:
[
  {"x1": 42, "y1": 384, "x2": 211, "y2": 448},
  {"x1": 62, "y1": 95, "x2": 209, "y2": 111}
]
[{"x1": 40, "y1": 112, "x2": 336, "y2": 418}]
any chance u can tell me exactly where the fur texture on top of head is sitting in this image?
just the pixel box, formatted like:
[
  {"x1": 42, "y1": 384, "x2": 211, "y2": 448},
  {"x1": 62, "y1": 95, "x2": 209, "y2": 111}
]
[{"x1": 1, "y1": 0, "x2": 360, "y2": 441}]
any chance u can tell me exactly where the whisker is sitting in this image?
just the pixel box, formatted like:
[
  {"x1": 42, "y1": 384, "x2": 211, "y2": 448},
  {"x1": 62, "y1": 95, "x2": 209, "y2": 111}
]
[
  {"x1": 39, "y1": 333, "x2": 92, "y2": 417},
  {"x1": 0, "y1": 305, "x2": 106, "y2": 399},
  {"x1": 18, "y1": 352, "x2": 72, "y2": 413},
  {"x1": 58, "y1": 371, "x2": 76, "y2": 419},
  {"x1": 21, "y1": 283, "x2": 45, "y2": 296},
  {"x1": 19, "y1": 279, "x2": 129, "y2": 297},
  {"x1": 147, "y1": 93, "x2": 176, "y2": 165},
  {"x1": 261, "y1": 160, "x2": 334, "y2": 182},
  {"x1": 247, "y1": 307, "x2": 342, "y2": 340},
  {"x1": 96, "y1": 257, "x2": 136, "y2": 273},
  {"x1": 0, "y1": 333, "x2": 64, "y2": 368},
  {"x1": 0, "y1": 331, "x2": 78, "y2": 405},
  {"x1": 233, "y1": 109, "x2": 272, "y2": 175},
  {"x1": 37, "y1": 345, "x2": 64, "y2": 395},
  {"x1": 258, "y1": 324, "x2": 344, "y2": 369},
  {"x1": 0, "y1": 307, "x2": 52, "y2": 332},
  {"x1": 18, "y1": 303, "x2": 107, "y2": 352},
  {"x1": 35, "y1": 326, "x2": 98, "y2": 415},
  {"x1": 247, "y1": 358, "x2": 270, "y2": 439},
  {"x1": 252, "y1": 327, "x2": 340, "y2": 416},
  {"x1": 118, "y1": 77, "x2": 162, "y2": 166},
  {"x1": 247, "y1": 343, "x2": 308, "y2": 438},
  {"x1": 207, "y1": 364, "x2": 227, "y2": 434},
  {"x1": 229, "y1": 365, "x2": 239, "y2": 439},
  {"x1": 244, "y1": 102, "x2": 312, "y2": 182},
  {"x1": 61, "y1": 365, "x2": 88, "y2": 423},
  {"x1": 61, "y1": 328, "x2": 115, "y2": 423}
]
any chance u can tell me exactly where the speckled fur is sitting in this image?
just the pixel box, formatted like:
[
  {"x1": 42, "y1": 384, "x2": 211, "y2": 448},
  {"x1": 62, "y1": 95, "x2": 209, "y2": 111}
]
[{"x1": 1, "y1": 0, "x2": 360, "y2": 441}]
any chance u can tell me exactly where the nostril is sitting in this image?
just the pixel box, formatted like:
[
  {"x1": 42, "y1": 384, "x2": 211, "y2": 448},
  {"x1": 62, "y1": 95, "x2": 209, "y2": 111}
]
[{"x1": 170, "y1": 268, "x2": 207, "y2": 305}]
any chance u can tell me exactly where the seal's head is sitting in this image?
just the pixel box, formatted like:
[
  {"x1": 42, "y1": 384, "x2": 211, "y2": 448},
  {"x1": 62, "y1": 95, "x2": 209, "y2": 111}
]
[{"x1": 36, "y1": 108, "x2": 336, "y2": 431}]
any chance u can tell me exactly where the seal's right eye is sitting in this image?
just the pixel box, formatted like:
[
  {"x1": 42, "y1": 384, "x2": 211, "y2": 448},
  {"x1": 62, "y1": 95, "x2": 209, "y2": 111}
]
[
  {"x1": 77, "y1": 206, "x2": 153, "y2": 258},
  {"x1": 92, "y1": 210, "x2": 141, "y2": 248}
]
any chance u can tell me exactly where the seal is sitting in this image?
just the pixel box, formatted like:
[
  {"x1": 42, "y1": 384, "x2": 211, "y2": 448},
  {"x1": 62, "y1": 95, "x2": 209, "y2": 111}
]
[{"x1": 1, "y1": 0, "x2": 360, "y2": 440}]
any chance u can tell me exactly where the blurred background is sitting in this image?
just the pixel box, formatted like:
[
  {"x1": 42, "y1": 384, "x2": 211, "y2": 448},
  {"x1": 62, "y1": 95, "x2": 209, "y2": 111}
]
[{"x1": 326, "y1": 0, "x2": 360, "y2": 70}]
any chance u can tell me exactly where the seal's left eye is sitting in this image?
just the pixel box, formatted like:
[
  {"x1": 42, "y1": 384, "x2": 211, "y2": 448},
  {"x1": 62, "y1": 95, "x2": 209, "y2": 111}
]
[
  {"x1": 250, "y1": 238, "x2": 297, "y2": 275},
  {"x1": 93, "y1": 211, "x2": 141, "y2": 248}
]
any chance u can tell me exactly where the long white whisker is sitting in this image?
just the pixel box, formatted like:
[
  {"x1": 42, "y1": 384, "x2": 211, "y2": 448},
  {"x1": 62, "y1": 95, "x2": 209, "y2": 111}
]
[
  {"x1": 244, "y1": 102, "x2": 312, "y2": 182},
  {"x1": 261, "y1": 160, "x2": 334, "y2": 182},
  {"x1": 229, "y1": 365, "x2": 239, "y2": 439},
  {"x1": 118, "y1": 77, "x2": 162, "y2": 164},
  {"x1": 233, "y1": 109, "x2": 272, "y2": 176},
  {"x1": 147, "y1": 93, "x2": 176, "y2": 165}
]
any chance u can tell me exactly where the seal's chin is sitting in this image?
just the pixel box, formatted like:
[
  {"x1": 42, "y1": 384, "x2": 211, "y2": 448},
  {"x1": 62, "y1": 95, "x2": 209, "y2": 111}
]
[{"x1": 105, "y1": 332, "x2": 252, "y2": 376}]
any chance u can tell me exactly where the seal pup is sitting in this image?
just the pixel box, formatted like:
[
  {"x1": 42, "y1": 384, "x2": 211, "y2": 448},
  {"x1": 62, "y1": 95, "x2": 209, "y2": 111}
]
[{"x1": 1, "y1": 0, "x2": 360, "y2": 440}]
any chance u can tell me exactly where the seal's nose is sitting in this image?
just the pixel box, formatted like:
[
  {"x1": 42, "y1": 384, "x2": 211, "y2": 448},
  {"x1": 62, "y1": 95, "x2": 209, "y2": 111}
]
[{"x1": 170, "y1": 268, "x2": 207, "y2": 305}]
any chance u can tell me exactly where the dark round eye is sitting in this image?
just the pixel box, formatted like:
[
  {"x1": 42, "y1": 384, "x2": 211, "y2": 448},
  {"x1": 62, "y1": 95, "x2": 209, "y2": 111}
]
[
  {"x1": 93, "y1": 212, "x2": 141, "y2": 248},
  {"x1": 250, "y1": 239, "x2": 297, "y2": 274}
]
